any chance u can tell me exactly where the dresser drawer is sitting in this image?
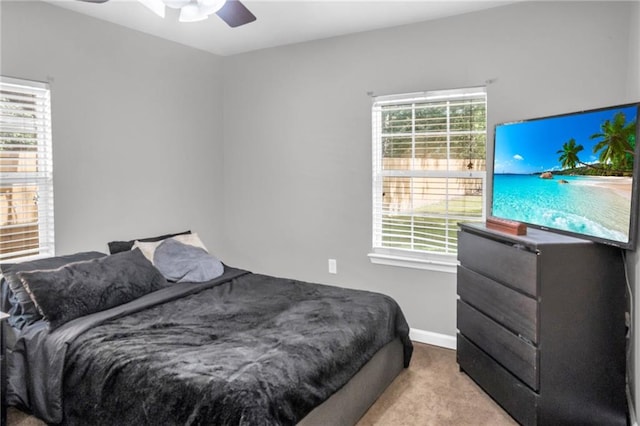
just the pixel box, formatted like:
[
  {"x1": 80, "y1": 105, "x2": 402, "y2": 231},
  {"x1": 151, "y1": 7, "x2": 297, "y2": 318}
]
[
  {"x1": 458, "y1": 265, "x2": 538, "y2": 344},
  {"x1": 457, "y1": 300, "x2": 539, "y2": 390},
  {"x1": 457, "y1": 334, "x2": 538, "y2": 426},
  {"x1": 458, "y1": 230, "x2": 538, "y2": 297}
]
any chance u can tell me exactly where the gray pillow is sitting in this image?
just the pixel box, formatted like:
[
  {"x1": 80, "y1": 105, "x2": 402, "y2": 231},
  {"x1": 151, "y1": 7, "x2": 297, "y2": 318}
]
[
  {"x1": 1, "y1": 251, "x2": 107, "y2": 329},
  {"x1": 153, "y1": 238, "x2": 224, "y2": 283},
  {"x1": 16, "y1": 249, "x2": 167, "y2": 330}
]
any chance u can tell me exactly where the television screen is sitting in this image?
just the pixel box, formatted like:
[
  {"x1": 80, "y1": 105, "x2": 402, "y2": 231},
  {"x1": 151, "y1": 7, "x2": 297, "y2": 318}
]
[{"x1": 492, "y1": 103, "x2": 640, "y2": 249}]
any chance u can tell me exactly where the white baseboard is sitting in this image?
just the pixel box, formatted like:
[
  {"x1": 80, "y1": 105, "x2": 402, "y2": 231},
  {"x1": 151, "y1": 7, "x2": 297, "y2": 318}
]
[
  {"x1": 629, "y1": 386, "x2": 638, "y2": 426},
  {"x1": 410, "y1": 328, "x2": 456, "y2": 350}
]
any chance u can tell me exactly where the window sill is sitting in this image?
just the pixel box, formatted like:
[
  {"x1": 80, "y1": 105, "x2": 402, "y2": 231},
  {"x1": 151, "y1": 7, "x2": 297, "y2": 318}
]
[{"x1": 368, "y1": 251, "x2": 457, "y2": 274}]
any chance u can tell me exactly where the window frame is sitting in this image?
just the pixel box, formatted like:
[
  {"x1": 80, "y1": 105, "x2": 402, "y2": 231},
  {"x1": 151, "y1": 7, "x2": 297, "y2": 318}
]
[
  {"x1": 0, "y1": 76, "x2": 55, "y2": 262},
  {"x1": 369, "y1": 87, "x2": 487, "y2": 273}
]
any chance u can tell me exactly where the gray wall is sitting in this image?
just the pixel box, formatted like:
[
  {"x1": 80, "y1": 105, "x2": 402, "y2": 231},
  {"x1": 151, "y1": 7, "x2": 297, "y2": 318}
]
[
  {"x1": 221, "y1": 1, "x2": 633, "y2": 337},
  {"x1": 627, "y1": 0, "x2": 640, "y2": 418},
  {"x1": 0, "y1": 1, "x2": 225, "y2": 256}
]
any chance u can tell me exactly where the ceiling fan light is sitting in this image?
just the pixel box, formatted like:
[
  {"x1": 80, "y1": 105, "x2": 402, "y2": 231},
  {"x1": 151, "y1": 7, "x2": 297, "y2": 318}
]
[
  {"x1": 179, "y1": 3, "x2": 209, "y2": 22},
  {"x1": 198, "y1": 0, "x2": 226, "y2": 15},
  {"x1": 163, "y1": 0, "x2": 190, "y2": 9}
]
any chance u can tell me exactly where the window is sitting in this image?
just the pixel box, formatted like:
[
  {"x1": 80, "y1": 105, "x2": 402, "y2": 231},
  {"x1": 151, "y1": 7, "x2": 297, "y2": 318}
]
[
  {"x1": 0, "y1": 77, "x2": 54, "y2": 261},
  {"x1": 369, "y1": 87, "x2": 487, "y2": 273}
]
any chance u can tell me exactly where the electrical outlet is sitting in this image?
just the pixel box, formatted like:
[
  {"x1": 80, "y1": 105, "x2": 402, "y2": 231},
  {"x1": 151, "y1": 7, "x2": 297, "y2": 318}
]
[{"x1": 328, "y1": 259, "x2": 337, "y2": 274}]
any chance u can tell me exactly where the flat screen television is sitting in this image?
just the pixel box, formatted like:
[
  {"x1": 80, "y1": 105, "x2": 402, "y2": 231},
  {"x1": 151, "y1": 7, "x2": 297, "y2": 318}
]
[{"x1": 491, "y1": 102, "x2": 640, "y2": 249}]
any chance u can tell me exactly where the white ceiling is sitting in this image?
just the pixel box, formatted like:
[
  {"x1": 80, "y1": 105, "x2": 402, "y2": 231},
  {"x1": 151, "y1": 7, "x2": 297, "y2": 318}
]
[{"x1": 44, "y1": 0, "x2": 516, "y2": 56}]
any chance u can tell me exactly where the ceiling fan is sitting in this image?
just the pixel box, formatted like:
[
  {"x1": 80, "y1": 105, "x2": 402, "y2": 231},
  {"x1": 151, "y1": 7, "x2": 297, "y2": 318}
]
[{"x1": 79, "y1": 0, "x2": 256, "y2": 28}]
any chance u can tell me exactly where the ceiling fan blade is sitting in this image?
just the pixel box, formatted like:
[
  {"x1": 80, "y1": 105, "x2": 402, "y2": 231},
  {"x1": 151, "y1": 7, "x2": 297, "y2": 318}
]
[{"x1": 216, "y1": 0, "x2": 256, "y2": 28}]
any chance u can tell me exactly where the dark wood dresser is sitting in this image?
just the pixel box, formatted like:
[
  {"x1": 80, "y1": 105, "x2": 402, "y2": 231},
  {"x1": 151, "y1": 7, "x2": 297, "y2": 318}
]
[{"x1": 457, "y1": 222, "x2": 627, "y2": 425}]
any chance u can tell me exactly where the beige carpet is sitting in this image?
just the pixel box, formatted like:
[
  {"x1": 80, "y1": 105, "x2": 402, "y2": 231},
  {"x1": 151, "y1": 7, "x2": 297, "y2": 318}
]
[
  {"x1": 357, "y1": 342, "x2": 516, "y2": 425},
  {"x1": 8, "y1": 342, "x2": 516, "y2": 426}
]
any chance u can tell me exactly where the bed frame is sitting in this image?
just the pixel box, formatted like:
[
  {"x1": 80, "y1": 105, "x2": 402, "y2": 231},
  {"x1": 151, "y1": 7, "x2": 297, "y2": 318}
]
[{"x1": 299, "y1": 338, "x2": 404, "y2": 425}]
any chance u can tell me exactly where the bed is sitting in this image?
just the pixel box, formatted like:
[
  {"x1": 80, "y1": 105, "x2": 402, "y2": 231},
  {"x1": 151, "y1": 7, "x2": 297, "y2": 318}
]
[{"x1": 0, "y1": 233, "x2": 413, "y2": 425}]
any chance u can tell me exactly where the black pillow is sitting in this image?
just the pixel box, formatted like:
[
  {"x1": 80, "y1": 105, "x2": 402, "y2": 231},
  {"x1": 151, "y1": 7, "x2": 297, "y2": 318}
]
[
  {"x1": 108, "y1": 230, "x2": 191, "y2": 254},
  {"x1": 0, "y1": 251, "x2": 107, "y2": 329},
  {"x1": 17, "y1": 249, "x2": 167, "y2": 330}
]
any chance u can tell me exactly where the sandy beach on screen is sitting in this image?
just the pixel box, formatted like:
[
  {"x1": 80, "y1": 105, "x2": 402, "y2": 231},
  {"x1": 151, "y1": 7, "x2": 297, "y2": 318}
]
[{"x1": 572, "y1": 176, "x2": 633, "y2": 200}]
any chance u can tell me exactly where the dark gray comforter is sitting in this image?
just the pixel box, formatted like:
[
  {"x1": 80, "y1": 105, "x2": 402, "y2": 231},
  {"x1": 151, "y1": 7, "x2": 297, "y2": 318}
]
[{"x1": 9, "y1": 267, "x2": 412, "y2": 425}]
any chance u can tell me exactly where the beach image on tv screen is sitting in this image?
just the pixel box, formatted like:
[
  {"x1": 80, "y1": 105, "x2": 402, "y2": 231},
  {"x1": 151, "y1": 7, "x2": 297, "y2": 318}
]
[{"x1": 492, "y1": 105, "x2": 638, "y2": 244}]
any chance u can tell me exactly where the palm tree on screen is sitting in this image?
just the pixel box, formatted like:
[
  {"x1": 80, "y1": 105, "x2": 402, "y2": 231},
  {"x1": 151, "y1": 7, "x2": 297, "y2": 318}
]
[
  {"x1": 557, "y1": 138, "x2": 584, "y2": 170},
  {"x1": 590, "y1": 112, "x2": 635, "y2": 171}
]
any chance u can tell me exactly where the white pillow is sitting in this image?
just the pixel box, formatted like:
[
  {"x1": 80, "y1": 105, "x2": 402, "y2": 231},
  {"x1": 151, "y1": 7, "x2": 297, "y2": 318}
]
[{"x1": 133, "y1": 233, "x2": 208, "y2": 264}]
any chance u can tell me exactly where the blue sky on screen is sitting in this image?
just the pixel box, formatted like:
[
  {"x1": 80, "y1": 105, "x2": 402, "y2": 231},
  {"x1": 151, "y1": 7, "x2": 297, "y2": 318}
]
[{"x1": 493, "y1": 105, "x2": 638, "y2": 174}]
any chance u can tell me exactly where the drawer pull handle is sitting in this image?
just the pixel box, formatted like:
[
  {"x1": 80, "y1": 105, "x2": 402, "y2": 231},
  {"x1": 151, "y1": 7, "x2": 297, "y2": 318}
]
[{"x1": 518, "y1": 335, "x2": 534, "y2": 345}]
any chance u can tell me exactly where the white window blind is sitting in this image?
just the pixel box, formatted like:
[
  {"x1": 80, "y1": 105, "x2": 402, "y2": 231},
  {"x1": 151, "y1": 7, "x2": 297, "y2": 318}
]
[
  {"x1": 370, "y1": 87, "x2": 486, "y2": 271},
  {"x1": 0, "y1": 76, "x2": 54, "y2": 261}
]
